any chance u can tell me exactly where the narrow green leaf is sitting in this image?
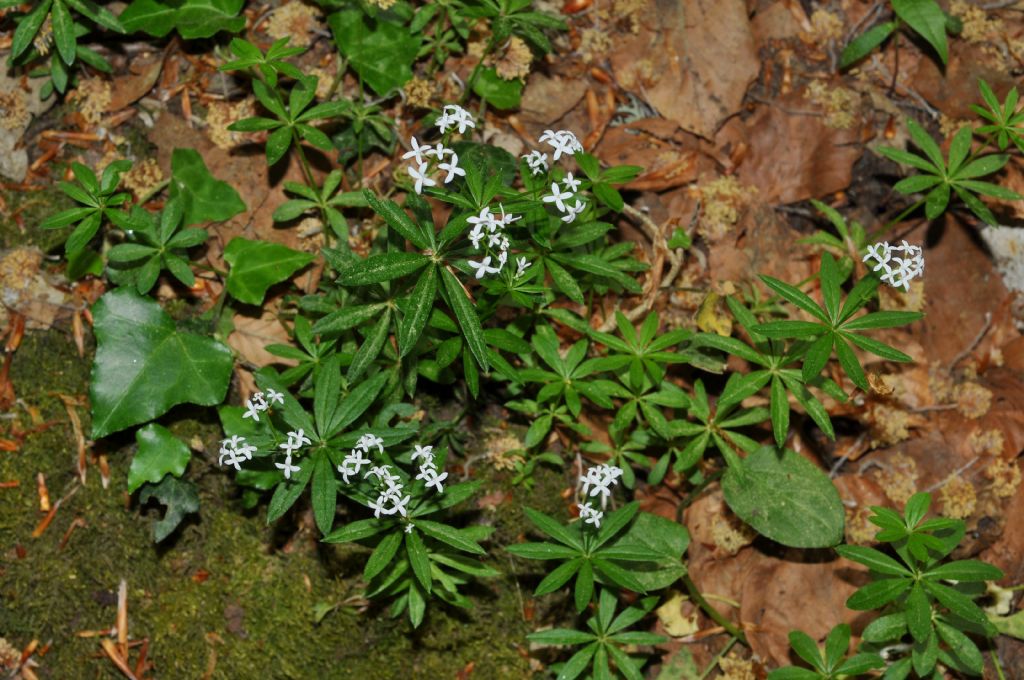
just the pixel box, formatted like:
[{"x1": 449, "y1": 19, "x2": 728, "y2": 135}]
[
  {"x1": 440, "y1": 267, "x2": 489, "y2": 371},
  {"x1": 338, "y1": 252, "x2": 429, "y2": 286},
  {"x1": 398, "y1": 266, "x2": 437, "y2": 358}
]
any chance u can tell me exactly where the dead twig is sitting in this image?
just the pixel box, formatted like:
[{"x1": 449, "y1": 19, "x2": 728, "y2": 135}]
[{"x1": 949, "y1": 312, "x2": 992, "y2": 372}]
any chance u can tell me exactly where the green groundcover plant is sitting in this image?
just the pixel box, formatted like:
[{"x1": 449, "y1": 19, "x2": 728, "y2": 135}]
[{"x1": 20, "y1": 0, "x2": 1021, "y2": 672}]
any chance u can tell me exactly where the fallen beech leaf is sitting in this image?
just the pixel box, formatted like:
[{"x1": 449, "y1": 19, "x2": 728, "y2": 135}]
[{"x1": 609, "y1": 0, "x2": 758, "y2": 139}]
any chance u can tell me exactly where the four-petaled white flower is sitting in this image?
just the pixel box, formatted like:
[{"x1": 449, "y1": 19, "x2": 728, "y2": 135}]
[
  {"x1": 404, "y1": 522, "x2": 415, "y2": 534},
  {"x1": 402, "y1": 136, "x2": 428, "y2": 164},
  {"x1": 563, "y1": 172, "x2": 582, "y2": 192},
  {"x1": 515, "y1": 256, "x2": 532, "y2": 279},
  {"x1": 468, "y1": 256, "x2": 500, "y2": 279},
  {"x1": 407, "y1": 162, "x2": 436, "y2": 195},
  {"x1": 265, "y1": 388, "x2": 285, "y2": 405},
  {"x1": 411, "y1": 444, "x2": 434, "y2": 464},
  {"x1": 438, "y1": 153, "x2": 466, "y2": 183},
  {"x1": 423, "y1": 469, "x2": 448, "y2": 493},
  {"x1": 275, "y1": 456, "x2": 301, "y2": 480},
  {"x1": 469, "y1": 224, "x2": 485, "y2": 249},
  {"x1": 425, "y1": 142, "x2": 451, "y2": 159},
  {"x1": 560, "y1": 199, "x2": 586, "y2": 224},
  {"x1": 542, "y1": 182, "x2": 573, "y2": 213}
]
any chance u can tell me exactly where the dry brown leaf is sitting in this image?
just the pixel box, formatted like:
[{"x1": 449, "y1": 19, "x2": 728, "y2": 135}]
[
  {"x1": 608, "y1": 0, "x2": 759, "y2": 139},
  {"x1": 921, "y1": 216, "x2": 1019, "y2": 365},
  {"x1": 105, "y1": 52, "x2": 164, "y2": 112},
  {"x1": 227, "y1": 311, "x2": 296, "y2": 370},
  {"x1": 725, "y1": 95, "x2": 862, "y2": 204},
  {"x1": 519, "y1": 73, "x2": 588, "y2": 127}
]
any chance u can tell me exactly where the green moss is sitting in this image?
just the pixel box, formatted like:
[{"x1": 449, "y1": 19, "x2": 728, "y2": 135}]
[
  {"x1": 0, "y1": 329, "x2": 540, "y2": 679},
  {"x1": 0, "y1": 182, "x2": 74, "y2": 251}
]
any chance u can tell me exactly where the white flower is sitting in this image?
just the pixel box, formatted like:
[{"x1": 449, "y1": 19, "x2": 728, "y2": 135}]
[
  {"x1": 368, "y1": 495, "x2": 389, "y2": 519},
  {"x1": 523, "y1": 150, "x2": 549, "y2": 175},
  {"x1": 540, "y1": 129, "x2": 582, "y2": 160},
  {"x1": 542, "y1": 182, "x2": 573, "y2": 213},
  {"x1": 580, "y1": 463, "x2": 623, "y2": 509},
  {"x1": 515, "y1": 256, "x2": 532, "y2": 279},
  {"x1": 560, "y1": 199, "x2": 587, "y2": 224},
  {"x1": 404, "y1": 522, "x2": 415, "y2": 533},
  {"x1": 438, "y1": 153, "x2": 466, "y2": 183},
  {"x1": 287, "y1": 429, "x2": 312, "y2": 448},
  {"x1": 219, "y1": 435, "x2": 257, "y2": 470},
  {"x1": 411, "y1": 444, "x2": 434, "y2": 464},
  {"x1": 467, "y1": 207, "x2": 494, "y2": 230},
  {"x1": 337, "y1": 447, "x2": 371, "y2": 483},
  {"x1": 563, "y1": 172, "x2": 582, "y2": 192},
  {"x1": 424, "y1": 469, "x2": 448, "y2": 493},
  {"x1": 468, "y1": 256, "x2": 500, "y2": 279},
  {"x1": 487, "y1": 230, "x2": 505, "y2": 248},
  {"x1": 367, "y1": 465, "x2": 395, "y2": 482},
  {"x1": 265, "y1": 388, "x2": 285, "y2": 405},
  {"x1": 389, "y1": 493, "x2": 412, "y2": 517},
  {"x1": 402, "y1": 136, "x2": 428, "y2": 165},
  {"x1": 497, "y1": 249, "x2": 508, "y2": 270},
  {"x1": 498, "y1": 204, "x2": 521, "y2": 225},
  {"x1": 425, "y1": 142, "x2": 451, "y2": 159},
  {"x1": 242, "y1": 392, "x2": 269, "y2": 421},
  {"x1": 275, "y1": 455, "x2": 301, "y2": 480},
  {"x1": 469, "y1": 224, "x2": 485, "y2": 250},
  {"x1": 578, "y1": 502, "x2": 604, "y2": 528},
  {"x1": 407, "y1": 162, "x2": 436, "y2": 195},
  {"x1": 357, "y1": 433, "x2": 385, "y2": 454},
  {"x1": 438, "y1": 104, "x2": 475, "y2": 134}
]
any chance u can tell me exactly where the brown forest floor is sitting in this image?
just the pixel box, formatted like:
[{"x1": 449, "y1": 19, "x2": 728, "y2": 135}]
[{"x1": 2, "y1": 0, "x2": 1024, "y2": 678}]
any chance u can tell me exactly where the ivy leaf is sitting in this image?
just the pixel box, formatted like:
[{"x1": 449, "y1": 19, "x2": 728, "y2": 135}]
[
  {"x1": 120, "y1": 0, "x2": 245, "y2": 38},
  {"x1": 327, "y1": 8, "x2": 420, "y2": 95},
  {"x1": 472, "y1": 67, "x2": 524, "y2": 110},
  {"x1": 168, "y1": 148, "x2": 246, "y2": 225},
  {"x1": 223, "y1": 237, "x2": 315, "y2": 305},
  {"x1": 128, "y1": 423, "x2": 192, "y2": 493},
  {"x1": 722, "y1": 446, "x2": 845, "y2": 548},
  {"x1": 138, "y1": 475, "x2": 200, "y2": 542},
  {"x1": 90, "y1": 289, "x2": 234, "y2": 439}
]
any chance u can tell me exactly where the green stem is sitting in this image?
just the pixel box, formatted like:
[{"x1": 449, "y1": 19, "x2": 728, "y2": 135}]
[
  {"x1": 992, "y1": 650, "x2": 1007, "y2": 680},
  {"x1": 681, "y1": 572, "x2": 748, "y2": 646},
  {"x1": 697, "y1": 635, "x2": 738, "y2": 680},
  {"x1": 290, "y1": 128, "x2": 334, "y2": 248},
  {"x1": 460, "y1": 35, "x2": 499, "y2": 106}
]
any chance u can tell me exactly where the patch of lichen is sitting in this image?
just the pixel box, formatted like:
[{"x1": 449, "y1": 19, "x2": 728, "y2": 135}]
[{"x1": 0, "y1": 329, "x2": 542, "y2": 678}]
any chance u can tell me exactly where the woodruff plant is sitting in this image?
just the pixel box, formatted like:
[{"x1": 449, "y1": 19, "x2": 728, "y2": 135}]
[{"x1": 770, "y1": 493, "x2": 1004, "y2": 679}]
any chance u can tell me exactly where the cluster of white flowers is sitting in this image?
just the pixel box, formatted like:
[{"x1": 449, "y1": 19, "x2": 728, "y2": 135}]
[
  {"x1": 523, "y1": 150, "x2": 549, "y2": 176},
  {"x1": 576, "y1": 463, "x2": 623, "y2": 529},
  {"x1": 539, "y1": 129, "x2": 583, "y2": 161},
  {"x1": 436, "y1": 104, "x2": 475, "y2": 135},
  {"x1": 464, "y1": 204, "x2": 520, "y2": 279},
  {"x1": 219, "y1": 434, "x2": 256, "y2": 470},
  {"x1": 863, "y1": 240, "x2": 925, "y2": 291},
  {"x1": 521, "y1": 129, "x2": 583, "y2": 177},
  {"x1": 402, "y1": 137, "x2": 465, "y2": 194},
  {"x1": 276, "y1": 428, "x2": 311, "y2": 479},
  {"x1": 341, "y1": 435, "x2": 447, "y2": 524},
  {"x1": 542, "y1": 172, "x2": 586, "y2": 224},
  {"x1": 241, "y1": 389, "x2": 285, "y2": 422}
]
